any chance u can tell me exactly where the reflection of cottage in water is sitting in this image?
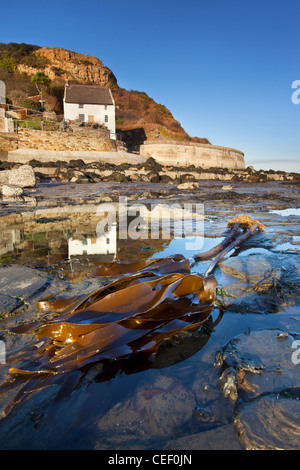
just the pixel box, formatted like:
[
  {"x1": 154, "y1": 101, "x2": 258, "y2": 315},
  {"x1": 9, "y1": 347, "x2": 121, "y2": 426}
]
[
  {"x1": 0, "y1": 229, "x2": 22, "y2": 257},
  {"x1": 68, "y1": 225, "x2": 117, "y2": 259},
  {"x1": 0, "y1": 80, "x2": 5, "y2": 104}
]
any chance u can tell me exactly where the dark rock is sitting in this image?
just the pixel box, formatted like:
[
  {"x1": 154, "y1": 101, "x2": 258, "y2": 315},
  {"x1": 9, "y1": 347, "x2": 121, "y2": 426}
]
[
  {"x1": 216, "y1": 329, "x2": 300, "y2": 401},
  {"x1": 146, "y1": 171, "x2": 160, "y2": 183},
  {"x1": 96, "y1": 374, "x2": 196, "y2": 442},
  {"x1": 165, "y1": 424, "x2": 243, "y2": 450},
  {"x1": 160, "y1": 174, "x2": 173, "y2": 184},
  {"x1": 235, "y1": 393, "x2": 300, "y2": 450},
  {"x1": 180, "y1": 173, "x2": 196, "y2": 183},
  {"x1": 106, "y1": 172, "x2": 128, "y2": 183},
  {"x1": 143, "y1": 157, "x2": 162, "y2": 172},
  {"x1": 67, "y1": 159, "x2": 86, "y2": 168},
  {"x1": 247, "y1": 176, "x2": 260, "y2": 183},
  {"x1": 219, "y1": 250, "x2": 300, "y2": 313}
]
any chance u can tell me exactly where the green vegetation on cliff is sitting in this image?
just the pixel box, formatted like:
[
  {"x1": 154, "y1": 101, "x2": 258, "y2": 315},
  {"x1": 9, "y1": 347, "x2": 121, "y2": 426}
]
[{"x1": 0, "y1": 43, "x2": 49, "y2": 72}]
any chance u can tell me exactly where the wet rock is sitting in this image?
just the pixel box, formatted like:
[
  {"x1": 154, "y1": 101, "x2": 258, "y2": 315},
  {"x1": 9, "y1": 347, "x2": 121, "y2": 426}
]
[
  {"x1": 96, "y1": 374, "x2": 196, "y2": 442},
  {"x1": 219, "y1": 250, "x2": 300, "y2": 313},
  {"x1": 216, "y1": 329, "x2": 300, "y2": 401},
  {"x1": 165, "y1": 424, "x2": 243, "y2": 450},
  {"x1": 220, "y1": 249, "x2": 279, "y2": 282},
  {"x1": 0, "y1": 294, "x2": 23, "y2": 318},
  {"x1": 9, "y1": 165, "x2": 36, "y2": 188},
  {"x1": 219, "y1": 368, "x2": 238, "y2": 401},
  {"x1": 1, "y1": 185, "x2": 24, "y2": 197},
  {"x1": 193, "y1": 406, "x2": 214, "y2": 422},
  {"x1": 222, "y1": 185, "x2": 233, "y2": 191},
  {"x1": 0, "y1": 265, "x2": 52, "y2": 302},
  {"x1": 234, "y1": 393, "x2": 300, "y2": 450},
  {"x1": 154, "y1": 327, "x2": 211, "y2": 369}
]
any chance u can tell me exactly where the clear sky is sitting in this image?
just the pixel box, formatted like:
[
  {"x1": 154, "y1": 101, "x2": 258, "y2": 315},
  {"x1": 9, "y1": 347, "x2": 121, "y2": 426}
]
[{"x1": 1, "y1": 0, "x2": 299, "y2": 172}]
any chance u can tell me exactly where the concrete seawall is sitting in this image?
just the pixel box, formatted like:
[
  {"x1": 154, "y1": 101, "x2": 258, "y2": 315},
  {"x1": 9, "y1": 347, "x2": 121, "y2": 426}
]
[
  {"x1": 140, "y1": 141, "x2": 245, "y2": 170},
  {"x1": 6, "y1": 148, "x2": 146, "y2": 165},
  {"x1": 0, "y1": 129, "x2": 244, "y2": 170}
]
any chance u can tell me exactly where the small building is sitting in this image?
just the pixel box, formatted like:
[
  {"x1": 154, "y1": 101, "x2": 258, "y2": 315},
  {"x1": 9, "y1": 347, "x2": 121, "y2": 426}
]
[
  {"x1": 63, "y1": 83, "x2": 116, "y2": 139},
  {"x1": 0, "y1": 80, "x2": 6, "y2": 104}
]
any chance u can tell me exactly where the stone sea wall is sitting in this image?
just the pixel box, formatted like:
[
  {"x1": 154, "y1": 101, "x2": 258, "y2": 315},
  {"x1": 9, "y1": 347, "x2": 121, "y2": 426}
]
[
  {"x1": 0, "y1": 132, "x2": 18, "y2": 154},
  {"x1": 140, "y1": 141, "x2": 245, "y2": 170},
  {"x1": 17, "y1": 128, "x2": 116, "y2": 152},
  {"x1": 0, "y1": 130, "x2": 246, "y2": 170}
]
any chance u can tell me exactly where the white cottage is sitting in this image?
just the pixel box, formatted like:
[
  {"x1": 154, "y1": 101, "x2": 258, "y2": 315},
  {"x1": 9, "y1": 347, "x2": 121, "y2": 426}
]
[{"x1": 63, "y1": 83, "x2": 116, "y2": 139}]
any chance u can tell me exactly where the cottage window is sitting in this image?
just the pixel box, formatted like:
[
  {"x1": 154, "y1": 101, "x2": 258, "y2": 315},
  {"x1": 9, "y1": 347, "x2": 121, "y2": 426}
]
[
  {"x1": 104, "y1": 105, "x2": 107, "y2": 110},
  {"x1": 78, "y1": 114, "x2": 85, "y2": 121},
  {"x1": 105, "y1": 115, "x2": 108, "y2": 122},
  {"x1": 78, "y1": 103, "x2": 84, "y2": 108}
]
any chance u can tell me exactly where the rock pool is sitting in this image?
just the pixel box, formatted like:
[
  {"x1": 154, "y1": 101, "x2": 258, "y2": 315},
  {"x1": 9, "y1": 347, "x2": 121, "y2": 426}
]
[{"x1": 0, "y1": 179, "x2": 299, "y2": 450}]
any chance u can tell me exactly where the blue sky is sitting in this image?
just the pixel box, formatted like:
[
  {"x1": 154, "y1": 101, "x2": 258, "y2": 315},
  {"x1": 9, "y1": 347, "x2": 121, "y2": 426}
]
[{"x1": 1, "y1": 0, "x2": 299, "y2": 172}]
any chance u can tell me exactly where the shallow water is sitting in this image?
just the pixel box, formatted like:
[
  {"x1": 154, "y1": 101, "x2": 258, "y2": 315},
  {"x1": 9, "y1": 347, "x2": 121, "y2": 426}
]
[{"x1": 0, "y1": 180, "x2": 299, "y2": 450}]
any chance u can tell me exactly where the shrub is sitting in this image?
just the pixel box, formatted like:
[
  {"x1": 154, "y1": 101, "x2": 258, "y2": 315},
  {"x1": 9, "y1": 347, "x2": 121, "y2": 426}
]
[{"x1": 21, "y1": 99, "x2": 42, "y2": 111}]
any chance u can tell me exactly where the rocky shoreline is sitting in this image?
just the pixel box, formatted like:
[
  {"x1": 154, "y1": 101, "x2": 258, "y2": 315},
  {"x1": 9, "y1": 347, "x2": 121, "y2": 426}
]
[
  {"x1": 0, "y1": 160, "x2": 299, "y2": 450},
  {"x1": 0, "y1": 158, "x2": 299, "y2": 195}
]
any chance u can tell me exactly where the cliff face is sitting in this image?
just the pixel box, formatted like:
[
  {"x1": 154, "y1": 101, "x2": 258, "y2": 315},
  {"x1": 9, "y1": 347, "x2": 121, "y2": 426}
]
[
  {"x1": 16, "y1": 47, "x2": 118, "y2": 87},
  {"x1": 0, "y1": 43, "x2": 210, "y2": 146}
]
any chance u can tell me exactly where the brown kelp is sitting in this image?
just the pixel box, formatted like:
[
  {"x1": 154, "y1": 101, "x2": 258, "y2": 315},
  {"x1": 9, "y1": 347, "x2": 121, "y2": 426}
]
[{"x1": 0, "y1": 216, "x2": 264, "y2": 417}]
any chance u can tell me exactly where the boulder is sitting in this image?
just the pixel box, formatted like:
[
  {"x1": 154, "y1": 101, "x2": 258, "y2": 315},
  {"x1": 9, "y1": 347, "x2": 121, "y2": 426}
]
[
  {"x1": 106, "y1": 172, "x2": 128, "y2": 183},
  {"x1": 180, "y1": 173, "x2": 196, "y2": 183},
  {"x1": 1, "y1": 185, "x2": 24, "y2": 197},
  {"x1": 8, "y1": 165, "x2": 36, "y2": 188},
  {"x1": 178, "y1": 182, "x2": 198, "y2": 190},
  {"x1": 0, "y1": 170, "x2": 9, "y2": 185},
  {"x1": 146, "y1": 171, "x2": 160, "y2": 183},
  {"x1": 160, "y1": 174, "x2": 173, "y2": 184},
  {"x1": 143, "y1": 157, "x2": 162, "y2": 172}
]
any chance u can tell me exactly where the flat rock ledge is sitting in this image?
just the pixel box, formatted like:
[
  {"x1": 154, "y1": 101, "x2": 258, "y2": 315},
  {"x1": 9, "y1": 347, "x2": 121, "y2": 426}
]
[
  {"x1": 0, "y1": 265, "x2": 53, "y2": 318},
  {"x1": 216, "y1": 328, "x2": 300, "y2": 450}
]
